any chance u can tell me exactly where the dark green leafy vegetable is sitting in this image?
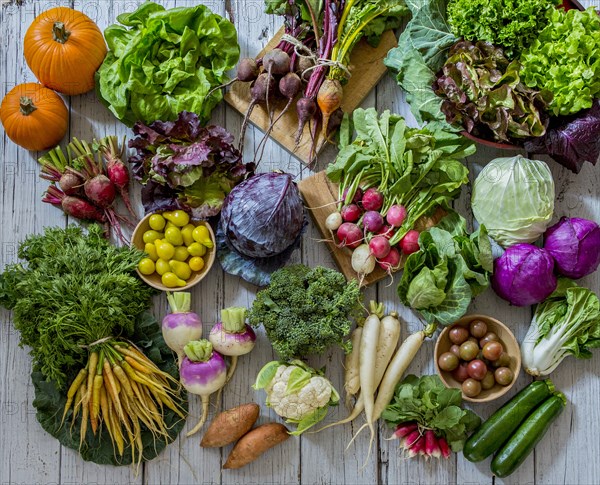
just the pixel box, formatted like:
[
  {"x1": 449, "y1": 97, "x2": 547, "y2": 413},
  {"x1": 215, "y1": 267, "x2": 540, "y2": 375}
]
[
  {"x1": 32, "y1": 312, "x2": 187, "y2": 466},
  {"x1": 327, "y1": 108, "x2": 474, "y2": 244},
  {"x1": 520, "y1": 7, "x2": 600, "y2": 116},
  {"x1": 446, "y1": 0, "x2": 559, "y2": 58},
  {"x1": 382, "y1": 374, "x2": 481, "y2": 451},
  {"x1": 96, "y1": 1, "x2": 240, "y2": 126},
  {"x1": 384, "y1": 0, "x2": 458, "y2": 124},
  {"x1": 248, "y1": 265, "x2": 362, "y2": 359},
  {"x1": 433, "y1": 41, "x2": 551, "y2": 142},
  {"x1": 397, "y1": 211, "x2": 493, "y2": 326},
  {"x1": 0, "y1": 224, "x2": 155, "y2": 388}
]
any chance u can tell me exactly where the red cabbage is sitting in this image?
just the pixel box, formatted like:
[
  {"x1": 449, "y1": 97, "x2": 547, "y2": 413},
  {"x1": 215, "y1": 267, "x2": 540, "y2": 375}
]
[
  {"x1": 492, "y1": 244, "x2": 557, "y2": 306},
  {"x1": 217, "y1": 172, "x2": 307, "y2": 286},
  {"x1": 524, "y1": 101, "x2": 600, "y2": 174},
  {"x1": 544, "y1": 217, "x2": 600, "y2": 279}
]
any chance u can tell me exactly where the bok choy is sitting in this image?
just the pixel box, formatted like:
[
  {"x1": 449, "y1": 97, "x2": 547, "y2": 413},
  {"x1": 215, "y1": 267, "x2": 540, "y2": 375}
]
[{"x1": 522, "y1": 279, "x2": 600, "y2": 376}]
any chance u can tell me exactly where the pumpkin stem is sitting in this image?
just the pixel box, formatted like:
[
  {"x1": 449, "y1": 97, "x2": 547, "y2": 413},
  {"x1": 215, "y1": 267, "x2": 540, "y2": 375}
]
[
  {"x1": 19, "y1": 96, "x2": 37, "y2": 116},
  {"x1": 52, "y1": 22, "x2": 71, "y2": 43}
]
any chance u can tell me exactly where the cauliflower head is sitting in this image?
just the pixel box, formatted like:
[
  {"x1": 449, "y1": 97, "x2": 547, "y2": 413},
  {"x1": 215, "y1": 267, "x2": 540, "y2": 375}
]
[{"x1": 254, "y1": 360, "x2": 339, "y2": 435}]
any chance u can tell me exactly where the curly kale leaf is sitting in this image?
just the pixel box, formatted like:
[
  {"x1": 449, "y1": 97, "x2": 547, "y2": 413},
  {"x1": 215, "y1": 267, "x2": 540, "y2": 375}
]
[{"x1": 248, "y1": 265, "x2": 362, "y2": 359}]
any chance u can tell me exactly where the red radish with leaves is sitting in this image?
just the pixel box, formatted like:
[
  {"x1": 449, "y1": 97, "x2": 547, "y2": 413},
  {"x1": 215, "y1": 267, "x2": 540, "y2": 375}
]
[
  {"x1": 387, "y1": 205, "x2": 407, "y2": 227},
  {"x1": 378, "y1": 247, "x2": 401, "y2": 273},
  {"x1": 400, "y1": 230, "x2": 420, "y2": 255},
  {"x1": 362, "y1": 188, "x2": 384, "y2": 211},
  {"x1": 337, "y1": 223, "x2": 362, "y2": 249},
  {"x1": 369, "y1": 236, "x2": 391, "y2": 259},
  {"x1": 341, "y1": 204, "x2": 361, "y2": 222},
  {"x1": 363, "y1": 211, "x2": 384, "y2": 233}
]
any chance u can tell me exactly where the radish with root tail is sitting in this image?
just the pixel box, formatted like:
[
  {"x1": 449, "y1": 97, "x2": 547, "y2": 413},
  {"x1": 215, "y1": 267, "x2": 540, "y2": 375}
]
[
  {"x1": 180, "y1": 340, "x2": 227, "y2": 436},
  {"x1": 349, "y1": 323, "x2": 437, "y2": 460},
  {"x1": 317, "y1": 307, "x2": 400, "y2": 433},
  {"x1": 208, "y1": 307, "x2": 256, "y2": 383},
  {"x1": 162, "y1": 292, "x2": 202, "y2": 364}
]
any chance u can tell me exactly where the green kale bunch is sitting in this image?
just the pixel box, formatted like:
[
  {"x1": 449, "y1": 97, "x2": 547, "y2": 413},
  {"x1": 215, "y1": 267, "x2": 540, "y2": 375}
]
[{"x1": 248, "y1": 265, "x2": 362, "y2": 360}]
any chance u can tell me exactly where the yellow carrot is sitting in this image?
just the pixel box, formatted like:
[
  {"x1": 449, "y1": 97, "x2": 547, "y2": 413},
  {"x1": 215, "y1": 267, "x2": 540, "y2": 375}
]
[
  {"x1": 124, "y1": 355, "x2": 153, "y2": 375},
  {"x1": 90, "y1": 374, "x2": 103, "y2": 435},
  {"x1": 99, "y1": 385, "x2": 112, "y2": 441},
  {"x1": 61, "y1": 367, "x2": 87, "y2": 427},
  {"x1": 103, "y1": 360, "x2": 124, "y2": 422},
  {"x1": 79, "y1": 381, "x2": 89, "y2": 451},
  {"x1": 85, "y1": 351, "x2": 98, "y2": 410}
]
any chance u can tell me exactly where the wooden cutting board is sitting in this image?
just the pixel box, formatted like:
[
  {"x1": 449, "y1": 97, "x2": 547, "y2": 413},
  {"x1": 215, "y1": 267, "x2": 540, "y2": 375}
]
[
  {"x1": 298, "y1": 171, "x2": 447, "y2": 286},
  {"x1": 224, "y1": 28, "x2": 397, "y2": 165}
]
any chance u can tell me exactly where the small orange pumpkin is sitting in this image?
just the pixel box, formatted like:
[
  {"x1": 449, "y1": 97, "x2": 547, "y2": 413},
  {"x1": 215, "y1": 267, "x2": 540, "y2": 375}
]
[
  {"x1": 24, "y1": 7, "x2": 107, "y2": 95},
  {"x1": 0, "y1": 83, "x2": 68, "y2": 151}
]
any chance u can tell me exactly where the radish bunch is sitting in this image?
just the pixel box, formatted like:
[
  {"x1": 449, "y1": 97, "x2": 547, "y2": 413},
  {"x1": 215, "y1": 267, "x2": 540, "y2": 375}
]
[
  {"x1": 325, "y1": 187, "x2": 420, "y2": 278},
  {"x1": 391, "y1": 423, "x2": 451, "y2": 459},
  {"x1": 38, "y1": 136, "x2": 134, "y2": 243}
]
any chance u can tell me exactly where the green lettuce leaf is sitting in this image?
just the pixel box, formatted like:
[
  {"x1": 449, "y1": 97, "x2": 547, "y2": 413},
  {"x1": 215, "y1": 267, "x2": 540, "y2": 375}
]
[{"x1": 96, "y1": 1, "x2": 240, "y2": 126}]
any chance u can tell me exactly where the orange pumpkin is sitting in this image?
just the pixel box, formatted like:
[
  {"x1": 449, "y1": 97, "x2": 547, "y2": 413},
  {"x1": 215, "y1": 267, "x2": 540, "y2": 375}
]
[
  {"x1": 0, "y1": 83, "x2": 68, "y2": 151},
  {"x1": 24, "y1": 7, "x2": 107, "y2": 95}
]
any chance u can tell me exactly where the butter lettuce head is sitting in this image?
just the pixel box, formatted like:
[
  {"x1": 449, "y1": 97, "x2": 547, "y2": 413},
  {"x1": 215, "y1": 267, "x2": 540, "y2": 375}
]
[{"x1": 96, "y1": 1, "x2": 240, "y2": 126}]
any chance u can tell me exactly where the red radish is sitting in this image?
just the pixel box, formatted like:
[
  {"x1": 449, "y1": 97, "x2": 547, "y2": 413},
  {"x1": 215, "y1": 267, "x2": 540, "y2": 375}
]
[
  {"x1": 362, "y1": 188, "x2": 384, "y2": 211},
  {"x1": 343, "y1": 187, "x2": 363, "y2": 204},
  {"x1": 101, "y1": 136, "x2": 135, "y2": 217},
  {"x1": 400, "y1": 230, "x2": 420, "y2": 255},
  {"x1": 408, "y1": 436, "x2": 426, "y2": 458},
  {"x1": 84, "y1": 174, "x2": 117, "y2": 208},
  {"x1": 378, "y1": 247, "x2": 401, "y2": 272},
  {"x1": 337, "y1": 223, "x2": 362, "y2": 249},
  {"x1": 295, "y1": 97, "x2": 317, "y2": 144},
  {"x1": 341, "y1": 204, "x2": 361, "y2": 222},
  {"x1": 363, "y1": 211, "x2": 384, "y2": 233},
  {"x1": 392, "y1": 422, "x2": 418, "y2": 440},
  {"x1": 369, "y1": 236, "x2": 391, "y2": 259},
  {"x1": 387, "y1": 205, "x2": 407, "y2": 227},
  {"x1": 438, "y1": 437, "x2": 451, "y2": 459},
  {"x1": 377, "y1": 225, "x2": 396, "y2": 239},
  {"x1": 425, "y1": 430, "x2": 441, "y2": 458},
  {"x1": 403, "y1": 429, "x2": 421, "y2": 449}
]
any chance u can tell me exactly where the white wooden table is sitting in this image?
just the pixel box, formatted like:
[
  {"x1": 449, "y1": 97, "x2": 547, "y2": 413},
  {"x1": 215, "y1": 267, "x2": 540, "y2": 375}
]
[{"x1": 1, "y1": 1, "x2": 599, "y2": 484}]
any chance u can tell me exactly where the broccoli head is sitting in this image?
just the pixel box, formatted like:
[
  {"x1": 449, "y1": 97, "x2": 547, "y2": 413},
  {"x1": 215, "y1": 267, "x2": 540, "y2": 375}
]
[{"x1": 248, "y1": 264, "x2": 362, "y2": 359}]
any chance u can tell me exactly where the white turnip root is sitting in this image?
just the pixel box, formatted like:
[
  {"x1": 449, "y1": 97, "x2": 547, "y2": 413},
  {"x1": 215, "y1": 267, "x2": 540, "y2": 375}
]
[{"x1": 162, "y1": 292, "x2": 202, "y2": 364}]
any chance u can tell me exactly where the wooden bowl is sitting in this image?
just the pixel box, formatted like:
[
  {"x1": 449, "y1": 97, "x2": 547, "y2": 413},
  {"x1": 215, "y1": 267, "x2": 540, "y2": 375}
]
[
  {"x1": 131, "y1": 213, "x2": 216, "y2": 292},
  {"x1": 434, "y1": 314, "x2": 521, "y2": 403}
]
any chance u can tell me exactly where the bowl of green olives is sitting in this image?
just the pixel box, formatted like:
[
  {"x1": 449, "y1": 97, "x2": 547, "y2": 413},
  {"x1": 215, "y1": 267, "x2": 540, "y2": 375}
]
[{"x1": 434, "y1": 314, "x2": 521, "y2": 403}]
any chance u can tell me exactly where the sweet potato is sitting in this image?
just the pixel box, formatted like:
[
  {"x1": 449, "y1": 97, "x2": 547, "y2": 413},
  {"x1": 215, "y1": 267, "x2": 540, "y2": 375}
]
[
  {"x1": 201, "y1": 403, "x2": 260, "y2": 448},
  {"x1": 223, "y1": 423, "x2": 290, "y2": 469}
]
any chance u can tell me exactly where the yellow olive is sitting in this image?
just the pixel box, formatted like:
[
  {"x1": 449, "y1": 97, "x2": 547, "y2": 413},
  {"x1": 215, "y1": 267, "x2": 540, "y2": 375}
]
[
  {"x1": 144, "y1": 242, "x2": 158, "y2": 262},
  {"x1": 188, "y1": 242, "x2": 207, "y2": 257},
  {"x1": 155, "y1": 240, "x2": 175, "y2": 260},
  {"x1": 188, "y1": 256, "x2": 205, "y2": 272},
  {"x1": 142, "y1": 230, "x2": 163, "y2": 244},
  {"x1": 181, "y1": 224, "x2": 195, "y2": 246},
  {"x1": 169, "y1": 260, "x2": 192, "y2": 280},
  {"x1": 164, "y1": 210, "x2": 190, "y2": 227},
  {"x1": 161, "y1": 272, "x2": 186, "y2": 288},
  {"x1": 138, "y1": 258, "x2": 155, "y2": 275},
  {"x1": 155, "y1": 259, "x2": 171, "y2": 276},
  {"x1": 173, "y1": 246, "x2": 190, "y2": 262},
  {"x1": 148, "y1": 214, "x2": 166, "y2": 231}
]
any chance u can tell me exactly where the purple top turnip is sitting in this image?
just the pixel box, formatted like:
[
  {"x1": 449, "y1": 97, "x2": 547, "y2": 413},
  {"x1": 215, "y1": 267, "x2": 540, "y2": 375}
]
[
  {"x1": 162, "y1": 292, "x2": 202, "y2": 363},
  {"x1": 209, "y1": 307, "x2": 256, "y2": 384},
  {"x1": 180, "y1": 339, "x2": 227, "y2": 436}
]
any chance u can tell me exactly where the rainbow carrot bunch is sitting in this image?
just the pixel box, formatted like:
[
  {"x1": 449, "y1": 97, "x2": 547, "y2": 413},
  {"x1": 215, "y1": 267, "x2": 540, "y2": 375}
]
[{"x1": 60, "y1": 341, "x2": 186, "y2": 470}]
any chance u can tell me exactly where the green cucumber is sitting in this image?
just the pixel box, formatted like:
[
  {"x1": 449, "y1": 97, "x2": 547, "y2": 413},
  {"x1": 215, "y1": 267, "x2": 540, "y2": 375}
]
[
  {"x1": 463, "y1": 380, "x2": 555, "y2": 462},
  {"x1": 491, "y1": 394, "x2": 566, "y2": 478}
]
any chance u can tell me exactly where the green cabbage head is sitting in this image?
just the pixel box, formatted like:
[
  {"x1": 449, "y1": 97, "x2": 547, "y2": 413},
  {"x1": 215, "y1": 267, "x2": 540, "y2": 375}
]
[{"x1": 471, "y1": 155, "x2": 555, "y2": 247}]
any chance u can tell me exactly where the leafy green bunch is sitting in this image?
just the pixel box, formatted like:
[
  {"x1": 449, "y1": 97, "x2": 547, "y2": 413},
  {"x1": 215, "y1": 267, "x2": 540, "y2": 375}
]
[
  {"x1": 0, "y1": 225, "x2": 155, "y2": 388},
  {"x1": 248, "y1": 265, "x2": 362, "y2": 359},
  {"x1": 382, "y1": 375, "x2": 481, "y2": 451},
  {"x1": 398, "y1": 211, "x2": 493, "y2": 326}
]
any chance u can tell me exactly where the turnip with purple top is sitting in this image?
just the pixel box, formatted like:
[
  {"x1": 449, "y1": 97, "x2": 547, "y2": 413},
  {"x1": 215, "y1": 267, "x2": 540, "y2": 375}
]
[
  {"x1": 180, "y1": 339, "x2": 227, "y2": 436},
  {"x1": 209, "y1": 307, "x2": 256, "y2": 383},
  {"x1": 162, "y1": 292, "x2": 202, "y2": 364}
]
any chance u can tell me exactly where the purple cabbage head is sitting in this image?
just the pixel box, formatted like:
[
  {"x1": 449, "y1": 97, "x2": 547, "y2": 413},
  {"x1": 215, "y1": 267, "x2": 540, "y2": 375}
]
[
  {"x1": 492, "y1": 244, "x2": 558, "y2": 306},
  {"x1": 220, "y1": 172, "x2": 306, "y2": 258},
  {"x1": 544, "y1": 217, "x2": 600, "y2": 279}
]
